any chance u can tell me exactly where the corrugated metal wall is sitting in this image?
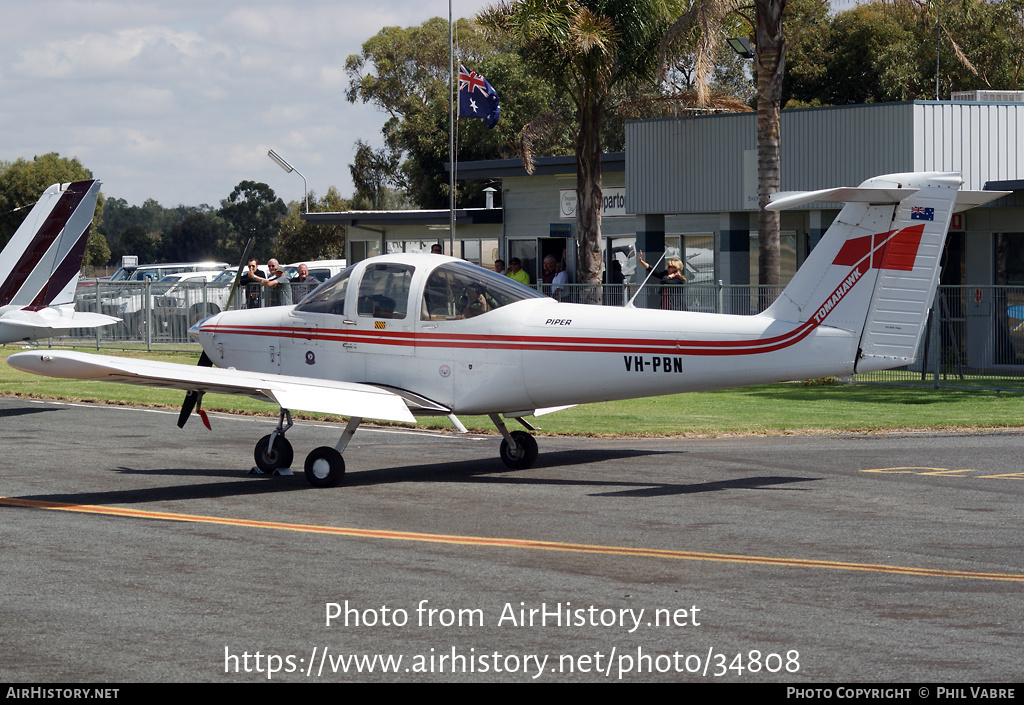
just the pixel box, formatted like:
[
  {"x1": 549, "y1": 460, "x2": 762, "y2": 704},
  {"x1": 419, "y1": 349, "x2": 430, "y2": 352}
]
[
  {"x1": 914, "y1": 103, "x2": 1024, "y2": 190},
  {"x1": 627, "y1": 102, "x2": 1024, "y2": 215},
  {"x1": 626, "y1": 112, "x2": 753, "y2": 213}
]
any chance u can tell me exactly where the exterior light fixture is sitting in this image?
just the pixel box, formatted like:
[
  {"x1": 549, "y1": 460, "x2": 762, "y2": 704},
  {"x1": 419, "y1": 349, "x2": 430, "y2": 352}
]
[
  {"x1": 727, "y1": 37, "x2": 755, "y2": 60},
  {"x1": 268, "y1": 149, "x2": 308, "y2": 213}
]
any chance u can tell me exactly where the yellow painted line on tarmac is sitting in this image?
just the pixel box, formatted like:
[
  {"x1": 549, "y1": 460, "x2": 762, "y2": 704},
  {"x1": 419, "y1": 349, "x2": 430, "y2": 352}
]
[{"x1": 3, "y1": 495, "x2": 1023, "y2": 583}]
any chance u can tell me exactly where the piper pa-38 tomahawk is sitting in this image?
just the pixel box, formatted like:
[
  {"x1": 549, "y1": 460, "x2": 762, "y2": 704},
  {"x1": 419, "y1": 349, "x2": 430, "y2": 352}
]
[
  {"x1": 0, "y1": 180, "x2": 119, "y2": 343},
  {"x1": 8, "y1": 172, "x2": 1008, "y2": 487}
]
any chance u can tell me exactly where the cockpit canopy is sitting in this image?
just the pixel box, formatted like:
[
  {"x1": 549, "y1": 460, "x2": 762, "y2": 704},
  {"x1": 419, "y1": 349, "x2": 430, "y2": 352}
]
[{"x1": 294, "y1": 258, "x2": 544, "y2": 320}]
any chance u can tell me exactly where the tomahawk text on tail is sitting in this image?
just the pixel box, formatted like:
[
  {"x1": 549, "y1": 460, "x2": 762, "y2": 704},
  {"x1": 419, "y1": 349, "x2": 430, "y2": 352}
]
[
  {"x1": 7, "y1": 172, "x2": 1011, "y2": 486},
  {"x1": 0, "y1": 180, "x2": 119, "y2": 344}
]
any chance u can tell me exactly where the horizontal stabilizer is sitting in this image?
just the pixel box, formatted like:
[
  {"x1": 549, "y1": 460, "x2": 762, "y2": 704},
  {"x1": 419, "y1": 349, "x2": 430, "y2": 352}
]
[
  {"x1": 952, "y1": 190, "x2": 1012, "y2": 213},
  {"x1": 767, "y1": 187, "x2": 918, "y2": 211},
  {"x1": 769, "y1": 185, "x2": 1011, "y2": 213}
]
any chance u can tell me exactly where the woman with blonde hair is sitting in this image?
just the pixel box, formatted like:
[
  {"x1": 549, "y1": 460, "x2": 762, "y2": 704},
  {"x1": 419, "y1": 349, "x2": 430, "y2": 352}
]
[{"x1": 637, "y1": 250, "x2": 687, "y2": 310}]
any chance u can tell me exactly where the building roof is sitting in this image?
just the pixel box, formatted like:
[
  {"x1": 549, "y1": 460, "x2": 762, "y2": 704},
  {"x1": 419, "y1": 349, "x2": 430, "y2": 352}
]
[
  {"x1": 452, "y1": 152, "x2": 625, "y2": 179},
  {"x1": 302, "y1": 207, "x2": 502, "y2": 227}
]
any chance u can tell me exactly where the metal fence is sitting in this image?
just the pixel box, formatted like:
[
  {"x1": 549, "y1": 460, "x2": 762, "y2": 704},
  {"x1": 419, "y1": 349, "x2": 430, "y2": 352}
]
[
  {"x1": 36, "y1": 280, "x2": 1024, "y2": 392},
  {"x1": 551, "y1": 282, "x2": 783, "y2": 314},
  {"x1": 64, "y1": 280, "x2": 321, "y2": 349},
  {"x1": 854, "y1": 285, "x2": 1024, "y2": 392}
]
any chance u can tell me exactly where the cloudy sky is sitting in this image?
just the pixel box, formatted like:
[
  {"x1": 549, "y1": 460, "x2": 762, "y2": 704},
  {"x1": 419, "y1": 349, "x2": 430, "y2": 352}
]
[
  {"x1": 1, "y1": 1, "x2": 493, "y2": 207},
  {"x1": 3, "y1": 1, "x2": 861, "y2": 209}
]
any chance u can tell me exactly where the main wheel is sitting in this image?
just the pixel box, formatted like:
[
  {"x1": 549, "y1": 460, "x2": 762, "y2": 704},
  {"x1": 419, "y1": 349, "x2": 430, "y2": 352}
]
[
  {"x1": 499, "y1": 431, "x2": 538, "y2": 470},
  {"x1": 254, "y1": 434, "x2": 294, "y2": 473},
  {"x1": 305, "y1": 446, "x2": 345, "y2": 487}
]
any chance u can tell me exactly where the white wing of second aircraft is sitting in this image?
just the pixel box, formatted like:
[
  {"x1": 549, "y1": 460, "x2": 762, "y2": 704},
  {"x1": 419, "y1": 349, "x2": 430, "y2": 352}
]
[{"x1": 7, "y1": 350, "x2": 416, "y2": 424}]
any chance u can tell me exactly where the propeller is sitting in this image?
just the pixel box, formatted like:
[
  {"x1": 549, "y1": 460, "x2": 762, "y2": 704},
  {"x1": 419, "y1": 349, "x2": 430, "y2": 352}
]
[
  {"x1": 177, "y1": 238, "x2": 254, "y2": 430},
  {"x1": 224, "y1": 237, "x2": 255, "y2": 311}
]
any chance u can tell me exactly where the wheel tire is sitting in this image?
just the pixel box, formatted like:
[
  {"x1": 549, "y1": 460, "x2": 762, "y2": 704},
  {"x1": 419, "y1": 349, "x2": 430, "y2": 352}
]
[
  {"x1": 254, "y1": 434, "x2": 294, "y2": 473},
  {"x1": 499, "y1": 431, "x2": 538, "y2": 470},
  {"x1": 304, "y1": 446, "x2": 345, "y2": 488}
]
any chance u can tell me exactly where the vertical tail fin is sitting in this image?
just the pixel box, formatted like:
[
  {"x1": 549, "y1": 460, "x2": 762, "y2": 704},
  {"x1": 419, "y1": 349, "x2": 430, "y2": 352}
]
[
  {"x1": 0, "y1": 180, "x2": 101, "y2": 309},
  {"x1": 765, "y1": 173, "x2": 1008, "y2": 373}
]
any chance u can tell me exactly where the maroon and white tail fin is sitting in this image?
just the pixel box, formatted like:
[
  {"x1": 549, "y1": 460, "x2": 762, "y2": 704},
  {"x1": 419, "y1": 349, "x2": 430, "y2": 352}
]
[
  {"x1": 0, "y1": 180, "x2": 120, "y2": 343},
  {"x1": 0, "y1": 180, "x2": 101, "y2": 308},
  {"x1": 765, "y1": 173, "x2": 1009, "y2": 373}
]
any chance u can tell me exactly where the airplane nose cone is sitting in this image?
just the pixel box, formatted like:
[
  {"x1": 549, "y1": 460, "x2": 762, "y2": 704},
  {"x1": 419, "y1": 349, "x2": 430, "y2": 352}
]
[{"x1": 188, "y1": 311, "x2": 219, "y2": 341}]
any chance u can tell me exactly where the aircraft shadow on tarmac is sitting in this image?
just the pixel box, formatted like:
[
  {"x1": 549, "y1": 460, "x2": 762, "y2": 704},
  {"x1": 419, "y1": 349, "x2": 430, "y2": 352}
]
[
  {"x1": 0, "y1": 406, "x2": 61, "y2": 419},
  {"x1": 12, "y1": 447, "x2": 820, "y2": 506}
]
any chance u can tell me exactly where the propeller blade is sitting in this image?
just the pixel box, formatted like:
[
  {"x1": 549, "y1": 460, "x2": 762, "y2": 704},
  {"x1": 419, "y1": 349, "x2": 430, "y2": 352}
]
[
  {"x1": 224, "y1": 237, "x2": 255, "y2": 311},
  {"x1": 179, "y1": 240, "x2": 239, "y2": 429},
  {"x1": 177, "y1": 390, "x2": 201, "y2": 428},
  {"x1": 177, "y1": 351, "x2": 214, "y2": 428}
]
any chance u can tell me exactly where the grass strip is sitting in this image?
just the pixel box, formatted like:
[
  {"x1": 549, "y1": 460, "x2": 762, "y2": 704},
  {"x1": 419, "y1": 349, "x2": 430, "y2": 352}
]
[{"x1": 2, "y1": 345, "x2": 1021, "y2": 437}]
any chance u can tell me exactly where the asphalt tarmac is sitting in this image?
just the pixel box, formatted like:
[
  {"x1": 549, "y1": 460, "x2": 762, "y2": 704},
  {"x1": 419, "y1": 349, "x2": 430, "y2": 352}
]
[{"x1": 1, "y1": 396, "x2": 1021, "y2": 683}]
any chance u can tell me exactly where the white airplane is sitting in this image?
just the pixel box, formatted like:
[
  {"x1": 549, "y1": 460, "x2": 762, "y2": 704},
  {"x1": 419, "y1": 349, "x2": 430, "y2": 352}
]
[
  {"x1": 8, "y1": 172, "x2": 1008, "y2": 487},
  {"x1": 0, "y1": 180, "x2": 119, "y2": 343}
]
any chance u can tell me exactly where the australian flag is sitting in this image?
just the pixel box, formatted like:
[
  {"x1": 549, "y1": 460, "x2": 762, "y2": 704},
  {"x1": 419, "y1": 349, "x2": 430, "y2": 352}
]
[
  {"x1": 910, "y1": 206, "x2": 935, "y2": 221},
  {"x1": 459, "y1": 64, "x2": 500, "y2": 128}
]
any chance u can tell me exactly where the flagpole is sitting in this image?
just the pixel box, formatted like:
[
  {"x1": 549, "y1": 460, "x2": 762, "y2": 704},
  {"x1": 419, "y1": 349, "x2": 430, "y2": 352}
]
[{"x1": 449, "y1": 0, "x2": 456, "y2": 252}]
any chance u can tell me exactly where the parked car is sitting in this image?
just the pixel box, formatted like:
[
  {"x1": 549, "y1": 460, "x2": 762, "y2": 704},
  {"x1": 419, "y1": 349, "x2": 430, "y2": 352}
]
[
  {"x1": 107, "y1": 261, "x2": 231, "y2": 282},
  {"x1": 151, "y1": 271, "x2": 234, "y2": 334},
  {"x1": 86, "y1": 262, "x2": 231, "y2": 339}
]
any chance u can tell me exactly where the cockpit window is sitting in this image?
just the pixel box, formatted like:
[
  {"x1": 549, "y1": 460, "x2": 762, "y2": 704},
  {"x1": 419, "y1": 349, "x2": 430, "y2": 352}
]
[
  {"x1": 421, "y1": 261, "x2": 545, "y2": 320},
  {"x1": 357, "y1": 263, "x2": 415, "y2": 319},
  {"x1": 293, "y1": 266, "x2": 354, "y2": 315}
]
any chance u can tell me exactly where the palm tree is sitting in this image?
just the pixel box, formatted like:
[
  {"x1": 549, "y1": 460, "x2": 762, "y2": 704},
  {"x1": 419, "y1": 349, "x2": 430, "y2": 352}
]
[
  {"x1": 478, "y1": 0, "x2": 682, "y2": 303},
  {"x1": 663, "y1": 0, "x2": 786, "y2": 297}
]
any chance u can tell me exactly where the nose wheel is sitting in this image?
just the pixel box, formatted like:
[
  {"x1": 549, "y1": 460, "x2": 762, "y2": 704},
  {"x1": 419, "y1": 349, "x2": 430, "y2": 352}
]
[
  {"x1": 252, "y1": 409, "x2": 295, "y2": 475},
  {"x1": 254, "y1": 434, "x2": 294, "y2": 473}
]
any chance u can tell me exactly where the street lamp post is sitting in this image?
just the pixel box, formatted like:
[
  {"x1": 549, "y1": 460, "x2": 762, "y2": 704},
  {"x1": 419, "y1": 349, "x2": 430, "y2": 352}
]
[{"x1": 267, "y1": 149, "x2": 308, "y2": 213}]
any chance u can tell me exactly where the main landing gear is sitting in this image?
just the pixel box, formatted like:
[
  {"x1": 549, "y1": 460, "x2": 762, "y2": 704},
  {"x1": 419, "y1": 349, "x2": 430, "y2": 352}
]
[
  {"x1": 252, "y1": 409, "x2": 359, "y2": 488},
  {"x1": 250, "y1": 410, "x2": 539, "y2": 488}
]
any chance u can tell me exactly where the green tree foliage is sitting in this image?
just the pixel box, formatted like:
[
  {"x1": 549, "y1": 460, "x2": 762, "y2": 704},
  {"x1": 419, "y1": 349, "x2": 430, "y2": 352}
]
[
  {"x1": 103, "y1": 197, "x2": 192, "y2": 263},
  {"x1": 0, "y1": 153, "x2": 110, "y2": 266},
  {"x1": 161, "y1": 209, "x2": 232, "y2": 263},
  {"x1": 346, "y1": 16, "x2": 573, "y2": 209},
  {"x1": 479, "y1": 0, "x2": 683, "y2": 299},
  {"x1": 785, "y1": 0, "x2": 1024, "y2": 107},
  {"x1": 349, "y1": 139, "x2": 410, "y2": 210},
  {"x1": 218, "y1": 180, "x2": 288, "y2": 261},
  {"x1": 116, "y1": 225, "x2": 161, "y2": 264},
  {"x1": 275, "y1": 188, "x2": 348, "y2": 264}
]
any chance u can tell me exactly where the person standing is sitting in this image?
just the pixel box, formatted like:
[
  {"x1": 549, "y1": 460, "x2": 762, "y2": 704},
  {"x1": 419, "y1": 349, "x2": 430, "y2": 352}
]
[
  {"x1": 259, "y1": 258, "x2": 292, "y2": 306},
  {"x1": 239, "y1": 258, "x2": 266, "y2": 308},
  {"x1": 505, "y1": 257, "x2": 531, "y2": 286}
]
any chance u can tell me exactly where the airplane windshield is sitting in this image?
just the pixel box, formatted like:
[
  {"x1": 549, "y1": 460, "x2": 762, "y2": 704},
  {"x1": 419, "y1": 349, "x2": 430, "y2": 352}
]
[
  {"x1": 421, "y1": 261, "x2": 544, "y2": 320},
  {"x1": 293, "y1": 266, "x2": 354, "y2": 315}
]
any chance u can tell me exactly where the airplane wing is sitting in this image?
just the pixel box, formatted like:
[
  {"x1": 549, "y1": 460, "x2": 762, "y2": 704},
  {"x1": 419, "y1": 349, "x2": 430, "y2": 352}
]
[{"x1": 7, "y1": 350, "x2": 416, "y2": 424}]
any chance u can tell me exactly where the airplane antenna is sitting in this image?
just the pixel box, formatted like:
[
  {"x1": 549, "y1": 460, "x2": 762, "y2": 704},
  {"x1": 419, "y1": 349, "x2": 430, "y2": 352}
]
[{"x1": 625, "y1": 250, "x2": 666, "y2": 309}]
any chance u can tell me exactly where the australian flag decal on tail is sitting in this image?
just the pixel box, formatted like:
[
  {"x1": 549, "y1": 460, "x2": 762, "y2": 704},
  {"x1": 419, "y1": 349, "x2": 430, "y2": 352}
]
[{"x1": 910, "y1": 206, "x2": 934, "y2": 221}]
